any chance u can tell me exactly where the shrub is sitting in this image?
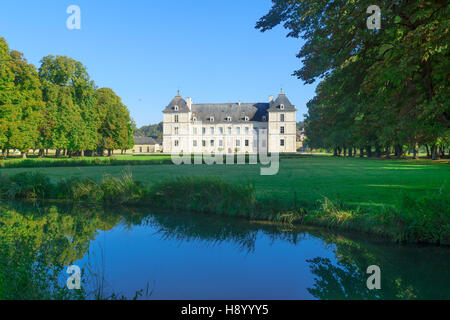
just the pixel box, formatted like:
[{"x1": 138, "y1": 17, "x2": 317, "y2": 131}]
[{"x1": 5, "y1": 172, "x2": 53, "y2": 200}]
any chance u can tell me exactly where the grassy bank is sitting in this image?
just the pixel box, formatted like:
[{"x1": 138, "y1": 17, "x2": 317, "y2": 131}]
[
  {"x1": 0, "y1": 171, "x2": 448, "y2": 245},
  {"x1": 2, "y1": 156, "x2": 449, "y2": 213}
]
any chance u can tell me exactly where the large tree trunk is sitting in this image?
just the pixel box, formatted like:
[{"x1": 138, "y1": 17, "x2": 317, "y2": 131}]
[
  {"x1": 374, "y1": 145, "x2": 381, "y2": 158},
  {"x1": 333, "y1": 148, "x2": 338, "y2": 156},
  {"x1": 431, "y1": 145, "x2": 440, "y2": 160},
  {"x1": 385, "y1": 145, "x2": 391, "y2": 158},
  {"x1": 366, "y1": 146, "x2": 372, "y2": 157},
  {"x1": 107, "y1": 149, "x2": 112, "y2": 157},
  {"x1": 81, "y1": 150, "x2": 85, "y2": 157},
  {"x1": 21, "y1": 152, "x2": 27, "y2": 159},
  {"x1": 425, "y1": 144, "x2": 430, "y2": 157},
  {"x1": 359, "y1": 148, "x2": 364, "y2": 158},
  {"x1": 38, "y1": 149, "x2": 44, "y2": 158},
  {"x1": 412, "y1": 144, "x2": 418, "y2": 159}
]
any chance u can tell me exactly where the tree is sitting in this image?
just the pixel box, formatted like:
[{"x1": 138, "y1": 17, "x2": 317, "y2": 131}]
[
  {"x1": 95, "y1": 88, "x2": 134, "y2": 156},
  {"x1": 39, "y1": 55, "x2": 99, "y2": 156},
  {"x1": 0, "y1": 38, "x2": 43, "y2": 158},
  {"x1": 257, "y1": 1, "x2": 449, "y2": 159}
]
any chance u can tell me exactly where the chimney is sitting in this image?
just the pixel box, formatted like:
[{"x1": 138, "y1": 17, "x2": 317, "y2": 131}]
[
  {"x1": 187, "y1": 97, "x2": 192, "y2": 110},
  {"x1": 238, "y1": 100, "x2": 241, "y2": 106},
  {"x1": 269, "y1": 95, "x2": 274, "y2": 102}
]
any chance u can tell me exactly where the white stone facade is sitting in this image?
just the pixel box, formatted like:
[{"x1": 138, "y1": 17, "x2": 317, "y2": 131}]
[{"x1": 163, "y1": 93, "x2": 296, "y2": 154}]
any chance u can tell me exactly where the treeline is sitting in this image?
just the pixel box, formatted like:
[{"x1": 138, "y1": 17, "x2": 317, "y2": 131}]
[
  {"x1": 257, "y1": 1, "x2": 449, "y2": 159},
  {"x1": 134, "y1": 122, "x2": 163, "y2": 138},
  {"x1": 0, "y1": 37, "x2": 135, "y2": 158}
]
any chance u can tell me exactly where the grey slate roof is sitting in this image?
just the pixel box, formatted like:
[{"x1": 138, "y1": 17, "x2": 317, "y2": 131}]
[
  {"x1": 162, "y1": 93, "x2": 295, "y2": 122},
  {"x1": 134, "y1": 136, "x2": 159, "y2": 145},
  {"x1": 191, "y1": 102, "x2": 270, "y2": 123},
  {"x1": 267, "y1": 93, "x2": 296, "y2": 112},
  {"x1": 162, "y1": 94, "x2": 190, "y2": 113}
]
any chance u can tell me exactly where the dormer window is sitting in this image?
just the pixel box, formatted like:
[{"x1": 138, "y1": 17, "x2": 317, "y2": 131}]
[
  {"x1": 192, "y1": 117, "x2": 197, "y2": 122},
  {"x1": 262, "y1": 116, "x2": 267, "y2": 121},
  {"x1": 174, "y1": 105, "x2": 179, "y2": 111},
  {"x1": 280, "y1": 104, "x2": 285, "y2": 110},
  {"x1": 226, "y1": 116, "x2": 232, "y2": 122},
  {"x1": 244, "y1": 116, "x2": 249, "y2": 122},
  {"x1": 210, "y1": 117, "x2": 214, "y2": 122}
]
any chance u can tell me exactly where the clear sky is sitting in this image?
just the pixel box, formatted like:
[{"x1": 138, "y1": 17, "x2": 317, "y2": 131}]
[{"x1": 0, "y1": 0, "x2": 318, "y2": 127}]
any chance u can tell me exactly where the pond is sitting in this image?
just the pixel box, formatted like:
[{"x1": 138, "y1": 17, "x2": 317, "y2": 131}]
[{"x1": 0, "y1": 203, "x2": 449, "y2": 299}]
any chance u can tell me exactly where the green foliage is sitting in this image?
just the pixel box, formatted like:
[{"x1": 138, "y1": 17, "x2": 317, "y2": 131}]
[
  {"x1": 0, "y1": 172, "x2": 52, "y2": 200},
  {"x1": 134, "y1": 122, "x2": 163, "y2": 139},
  {"x1": 0, "y1": 37, "x2": 135, "y2": 158},
  {"x1": 150, "y1": 177, "x2": 257, "y2": 216},
  {"x1": 257, "y1": 1, "x2": 450, "y2": 159}
]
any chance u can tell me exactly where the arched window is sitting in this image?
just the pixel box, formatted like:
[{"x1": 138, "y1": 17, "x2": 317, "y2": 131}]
[
  {"x1": 210, "y1": 117, "x2": 214, "y2": 122},
  {"x1": 280, "y1": 104, "x2": 285, "y2": 110},
  {"x1": 226, "y1": 116, "x2": 232, "y2": 122},
  {"x1": 244, "y1": 116, "x2": 249, "y2": 122},
  {"x1": 192, "y1": 117, "x2": 197, "y2": 122},
  {"x1": 262, "y1": 115, "x2": 267, "y2": 121},
  {"x1": 174, "y1": 105, "x2": 179, "y2": 111}
]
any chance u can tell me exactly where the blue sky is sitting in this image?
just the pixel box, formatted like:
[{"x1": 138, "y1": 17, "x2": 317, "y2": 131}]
[{"x1": 0, "y1": 0, "x2": 317, "y2": 127}]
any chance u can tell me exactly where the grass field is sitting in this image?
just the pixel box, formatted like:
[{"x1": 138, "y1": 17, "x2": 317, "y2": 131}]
[{"x1": 1, "y1": 155, "x2": 448, "y2": 212}]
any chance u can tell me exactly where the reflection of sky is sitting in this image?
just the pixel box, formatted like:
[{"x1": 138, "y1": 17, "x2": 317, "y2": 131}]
[{"x1": 74, "y1": 223, "x2": 334, "y2": 300}]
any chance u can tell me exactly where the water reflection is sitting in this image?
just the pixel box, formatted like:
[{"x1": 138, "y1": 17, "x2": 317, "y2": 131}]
[{"x1": 0, "y1": 202, "x2": 449, "y2": 299}]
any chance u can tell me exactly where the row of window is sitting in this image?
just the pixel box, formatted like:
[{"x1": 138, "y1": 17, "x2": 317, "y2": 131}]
[
  {"x1": 174, "y1": 114, "x2": 286, "y2": 123},
  {"x1": 173, "y1": 139, "x2": 286, "y2": 147},
  {"x1": 173, "y1": 126, "x2": 285, "y2": 135}
]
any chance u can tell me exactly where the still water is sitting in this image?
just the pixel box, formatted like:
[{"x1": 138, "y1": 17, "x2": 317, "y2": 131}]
[{"x1": 1, "y1": 203, "x2": 449, "y2": 299}]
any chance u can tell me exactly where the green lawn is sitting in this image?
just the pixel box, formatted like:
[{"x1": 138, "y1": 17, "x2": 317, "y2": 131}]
[{"x1": 1, "y1": 156, "x2": 448, "y2": 212}]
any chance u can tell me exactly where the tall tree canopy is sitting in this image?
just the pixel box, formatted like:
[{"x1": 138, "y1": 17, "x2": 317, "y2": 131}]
[
  {"x1": 257, "y1": 0, "x2": 449, "y2": 159},
  {"x1": 0, "y1": 37, "x2": 135, "y2": 157}
]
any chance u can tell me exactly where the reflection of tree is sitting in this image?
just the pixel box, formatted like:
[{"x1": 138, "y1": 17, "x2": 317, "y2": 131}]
[
  {"x1": 306, "y1": 232, "x2": 450, "y2": 300},
  {"x1": 307, "y1": 257, "x2": 380, "y2": 299},
  {"x1": 0, "y1": 202, "x2": 124, "y2": 299}
]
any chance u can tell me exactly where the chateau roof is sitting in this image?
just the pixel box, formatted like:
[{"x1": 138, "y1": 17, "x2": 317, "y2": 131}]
[
  {"x1": 163, "y1": 92, "x2": 295, "y2": 122},
  {"x1": 191, "y1": 102, "x2": 269, "y2": 123},
  {"x1": 267, "y1": 93, "x2": 296, "y2": 112}
]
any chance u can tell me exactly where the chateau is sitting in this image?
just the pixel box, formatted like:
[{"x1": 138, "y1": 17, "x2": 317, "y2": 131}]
[{"x1": 163, "y1": 91, "x2": 297, "y2": 154}]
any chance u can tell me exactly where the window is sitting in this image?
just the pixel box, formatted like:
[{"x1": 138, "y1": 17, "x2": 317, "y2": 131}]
[
  {"x1": 226, "y1": 116, "x2": 232, "y2": 122},
  {"x1": 280, "y1": 139, "x2": 285, "y2": 146},
  {"x1": 210, "y1": 127, "x2": 214, "y2": 135},
  {"x1": 202, "y1": 140, "x2": 206, "y2": 147},
  {"x1": 280, "y1": 114, "x2": 285, "y2": 122},
  {"x1": 228, "y1": 127, "x2": 232, "y2": 134},
  {"x1": 174, "y1": 105, "x2": 179, "y2": 111},
  {"x1": 244, "y1": 116, "x2": 249, "y2": 122},
  {"x1": 210, "y1": 117, "x2": 214, "y2": 122},
  {"x1": 236, "y1": 139, "x2": 241, "y2": 147},
  {"x1": 280, "y1": 104, "x2": 285, "y2": 110},
  {"x1": 210, "y1": 140, "x2": 214, "y2": 147},
  {"x1": 202, "y1": 127, "x2": 206, "y2": 134},
  {"x1": 219, "y1": 127, "x2": 223, "y2": 134},
  {"x1": 236, "y1": 127, "x2": 241, "y2": 135},
  {"x1": 139, "y1": 147, "x2": 142, "y2": 153},
  {"x1": 193, "y1": 140, "x2": 197, "y2": 147},
  {"x1": 219, "y1": 140, "x2": 223, "y2": 147},
  {"x1": 262, "y1": 115, "x2": 267, "y2": 121},
  {"x1": 192, "y1": 117, "x2": 197, "y2": 122},
  {"x1": 174, "y1": 115, "x2": 179, "y2": 123},
  {"x1": 280, "y1": 126, "x2": 285, "y2": 134},
  {"x1": 174, "y1": 140, "x2": 179, "y2": 147},
  {"x1": 147, "y1": 147, "x2": 150, "y2": 153},
  {"x1": 245, "y1": 127, "x2": 249, "y2": 134},
  {"x1": 245, "y1": 140, "x2": 249, "y2": 147},
  {"x1": 174, "y1": 127, "x2": 179, "y2": 135},
  {"x1": 193, "y1": 127, "x2": 198, "y2": 135}
]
